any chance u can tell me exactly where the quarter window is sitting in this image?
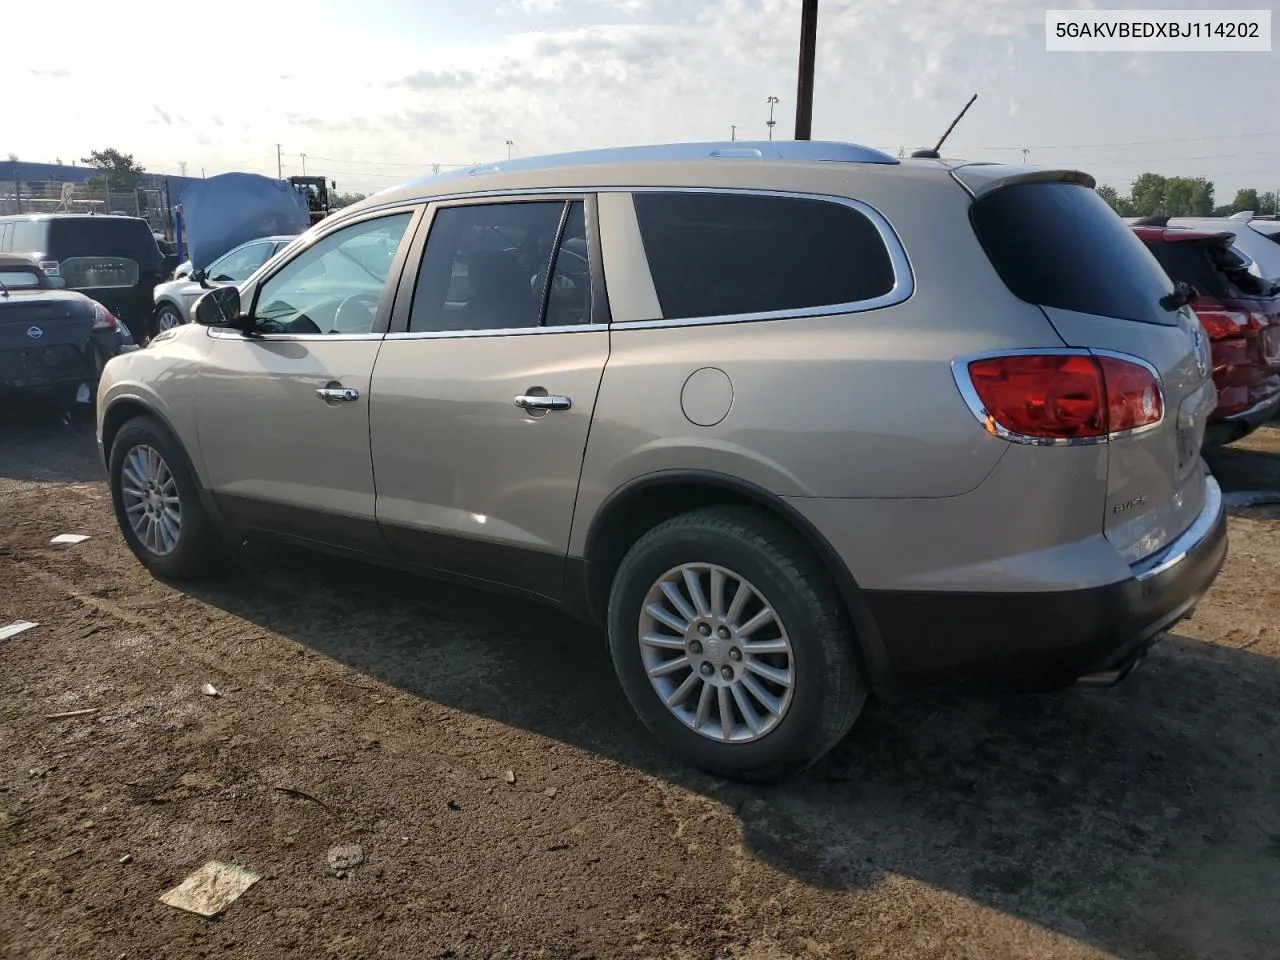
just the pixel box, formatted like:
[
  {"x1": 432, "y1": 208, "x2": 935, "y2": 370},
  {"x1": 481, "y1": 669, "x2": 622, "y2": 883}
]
[
  {"x1": 632, "y1": 192, "x2": 896, "y2": 321},
  {"x1": 252, "y1": 212, "x2": 412, "y2": 335},
  {"x1": 409, "y1": 200, "x2": 586, "y2": 333}
]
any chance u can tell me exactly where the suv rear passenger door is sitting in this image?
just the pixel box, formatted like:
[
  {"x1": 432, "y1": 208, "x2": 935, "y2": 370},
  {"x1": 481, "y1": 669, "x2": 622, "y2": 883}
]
[{"x1": 369, "y1": 196, "x2": 608, "y2": 601}]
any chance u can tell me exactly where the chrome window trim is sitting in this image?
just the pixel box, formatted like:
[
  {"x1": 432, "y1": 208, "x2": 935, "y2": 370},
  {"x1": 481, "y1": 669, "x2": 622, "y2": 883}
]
[
  {"x1": 950, "y1": 347, "x2": 1166, "y2": 447},
  {"x1": 206, "y1": 327, "x2": 387, "y2": 343},
  {"x1": 334, "y1": 187, "x2": 915, "y2": 331},
  {"x1": 385, "y1": 322, "x2": 609, "y2": 341}
]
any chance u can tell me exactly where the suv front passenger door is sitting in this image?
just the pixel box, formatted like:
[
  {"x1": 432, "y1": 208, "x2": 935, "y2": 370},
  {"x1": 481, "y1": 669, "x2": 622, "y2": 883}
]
[{"x1": 195, "y1": 209, "x2": 419, "y2": 552}]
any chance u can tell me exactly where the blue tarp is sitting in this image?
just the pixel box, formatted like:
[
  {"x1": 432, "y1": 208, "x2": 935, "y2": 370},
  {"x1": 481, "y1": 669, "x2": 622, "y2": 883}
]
[{"x1": 179, "y1": 173, "x2": 311, "y2": 270}]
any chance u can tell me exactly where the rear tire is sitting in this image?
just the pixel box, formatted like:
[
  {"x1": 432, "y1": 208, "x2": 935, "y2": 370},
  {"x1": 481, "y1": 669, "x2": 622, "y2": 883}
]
[
  {"x1": 108, "y1": 416, "x2": 224, "y2": 581},
  {"x1": 607, "y1": 505, "x2": 867, "y2": 783}
]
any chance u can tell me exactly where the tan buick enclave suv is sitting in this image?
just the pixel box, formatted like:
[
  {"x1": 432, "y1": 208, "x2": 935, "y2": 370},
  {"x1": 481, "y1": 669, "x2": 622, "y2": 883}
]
[{"x1": 97, "y1": 141, "x2": 1227, "y2": 782}]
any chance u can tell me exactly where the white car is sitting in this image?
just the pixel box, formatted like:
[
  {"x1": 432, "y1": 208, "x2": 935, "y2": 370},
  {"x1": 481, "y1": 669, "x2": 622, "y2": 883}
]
[
  {"x1": 1167, "y1": 213, "x2": 1280, "y2": 282},
  {"x1": 151, "y1": 235, "x2": 296, "y2": 337}
]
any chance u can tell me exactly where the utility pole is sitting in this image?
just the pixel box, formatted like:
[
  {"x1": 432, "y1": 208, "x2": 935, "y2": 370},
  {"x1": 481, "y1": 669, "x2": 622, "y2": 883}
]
[
  {"x1": 794, "y1": 0, "x2": 818, "y2": 140},
  {"x1": 505, "y1": 140, "x2": 514, "y2": 160},
  {"x1": 731, "y1": 125, "x2": 737, "y2": 141},
  {"x1": 1021, "y1": 148, "x2": 1030, "y2": 165},
  {"x1": 179, "y1": 161, "x2": 187, "y2": 177},
  {"x1": 276, "y1": 143, "x2": 283, "y2": 179},
  {"x1": 301, "y1": 153, "x2": 307, "y2": 175},
  {"x1": 766, "y1": 96, "x2": 779, "y2": 140}
]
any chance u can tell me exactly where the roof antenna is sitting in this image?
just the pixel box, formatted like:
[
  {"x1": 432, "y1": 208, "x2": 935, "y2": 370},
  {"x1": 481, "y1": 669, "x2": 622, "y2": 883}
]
[{"x1": 910, "y1": 94, "x2": 977, "y2": 160}]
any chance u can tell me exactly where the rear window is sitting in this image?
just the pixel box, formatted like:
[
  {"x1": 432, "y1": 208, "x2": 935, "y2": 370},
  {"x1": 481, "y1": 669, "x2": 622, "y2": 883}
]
[
  {"x1": 633, "y1": 192, "x2": 896, "y2": 321},
  {"x1": 1143, "y1": 239, "x2": 1230, "y2": 301},
  {"x1": 971, "y1": 182, "x2": 1176, "y2": 325},
  {"x1": 0, "y1": 268, "x2": 43, "y2": 289},
  {"x1": 47, "y1": 218, "x2": 161, "y2": 269}
]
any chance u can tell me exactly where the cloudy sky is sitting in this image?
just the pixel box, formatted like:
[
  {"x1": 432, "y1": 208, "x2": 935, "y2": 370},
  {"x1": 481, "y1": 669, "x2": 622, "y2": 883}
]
[{"x1": 6, "y1": 0, "x2": 1278, "y2": 202}]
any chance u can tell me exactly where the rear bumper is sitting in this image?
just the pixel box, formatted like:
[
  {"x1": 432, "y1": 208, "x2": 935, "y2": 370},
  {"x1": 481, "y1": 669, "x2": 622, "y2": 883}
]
[{"x1": 863, "y1": 474, "x2": 1228, "y2": 689}]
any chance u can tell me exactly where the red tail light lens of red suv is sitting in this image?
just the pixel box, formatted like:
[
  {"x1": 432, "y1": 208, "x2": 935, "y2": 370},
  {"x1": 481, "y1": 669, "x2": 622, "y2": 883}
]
[{"x1": 961, "y1": 352, "x2": 1163, "y2": 442}]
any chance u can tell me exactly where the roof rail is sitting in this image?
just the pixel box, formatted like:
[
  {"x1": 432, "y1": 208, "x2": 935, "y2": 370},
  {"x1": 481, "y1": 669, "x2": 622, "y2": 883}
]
[{"x1": 1229, "y1": 210, "x2": 1255, "y2": 221}]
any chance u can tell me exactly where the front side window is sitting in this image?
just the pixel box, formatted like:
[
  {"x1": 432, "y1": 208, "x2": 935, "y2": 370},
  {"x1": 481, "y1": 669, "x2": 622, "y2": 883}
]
[
  {"x1": 207, "y1": 242, "x2": 272, "y2": 282},
  {"x1": 253, "y1": 212, "x2": 412, "y2": 335},
  {"x1": 633, "y1": 192, "x2": 896, "y2": 321},
  {"x1": 409, "y1": 200, "x2": 585, "y2": 333}
]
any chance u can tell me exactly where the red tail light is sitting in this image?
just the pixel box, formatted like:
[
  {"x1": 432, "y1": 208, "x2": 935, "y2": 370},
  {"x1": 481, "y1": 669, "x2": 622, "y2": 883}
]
[
  {"x1": 38, "y1": 260, "x2": 60, "y2": 277},
  {"x1": 962, "y1": 352, "x2": 1162, "y2": 442},
  {"x1": 91, "y1": 301, "x2": 119, "y2": 331},
  {"x1": 1195, "y1": 307, "x2": 1249, "y2": 340}
]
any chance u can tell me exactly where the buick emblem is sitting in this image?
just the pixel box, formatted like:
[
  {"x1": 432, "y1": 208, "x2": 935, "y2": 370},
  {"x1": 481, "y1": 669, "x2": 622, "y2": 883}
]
[{"x1": 26, "y1": 325, "x2": 43, "y2": 340}]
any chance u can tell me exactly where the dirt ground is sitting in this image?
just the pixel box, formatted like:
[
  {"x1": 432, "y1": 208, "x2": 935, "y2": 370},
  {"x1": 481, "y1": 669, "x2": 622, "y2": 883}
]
[{"x1": 2, "y1": 407, "x2": 1279, "y2": 960}]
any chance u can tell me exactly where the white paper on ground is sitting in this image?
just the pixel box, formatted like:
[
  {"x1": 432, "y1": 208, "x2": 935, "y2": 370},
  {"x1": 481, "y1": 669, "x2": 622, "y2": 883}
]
[
  {"x1": 75, "y1": 382, "x2": 91, "y2": 404},
  {"x1": 158, "y1": 861, "x2": 260, "y2": 917},
  {"x1": 50, "y1": 533, "x2": 91, "y2": 545},
  {"x1": 0, "y1": 621, "x2": 38, "y2": 641}
]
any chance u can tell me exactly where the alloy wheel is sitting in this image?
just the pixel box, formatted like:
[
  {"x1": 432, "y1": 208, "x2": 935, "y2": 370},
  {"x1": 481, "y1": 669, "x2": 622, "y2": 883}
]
[
  {"x1": 119, "y1": 444, "x2": 181, "y2": 556},
  {"x1": 637, "y1": 562, "x2": 795, "y2": 743}
]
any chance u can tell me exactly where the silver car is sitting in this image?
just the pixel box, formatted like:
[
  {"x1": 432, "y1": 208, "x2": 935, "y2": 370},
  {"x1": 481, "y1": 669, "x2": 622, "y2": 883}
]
[
  {"x1": 96, "y1": 141, "x2": 1227, "y2": 782},
  {"x1": 151, "y1": 235, "x2": 296, "y2": 336}
]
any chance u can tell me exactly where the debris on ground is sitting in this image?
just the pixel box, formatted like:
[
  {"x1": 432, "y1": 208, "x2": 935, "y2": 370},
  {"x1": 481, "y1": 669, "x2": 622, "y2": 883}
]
[
  {"x1": 446, "y1": 800, "x2": 462, "y2": 811},
  {"x1": 273, "y1": 785, "x2": 340, "y2": 820},
  {"x1": 544, "y1": 787, "x2": 558, "y2": 798},
  {"x1": 75, "y1": 383, "x2": 92, "y2": 405},
  {"x1": 327, "y1": 842, "x2": 365, "y2": 872},
  {"x1": 1223, "y1": 490, "x2": 1280, "y2": 508},
  {"x1": 504, "y1": 770, "x2": 516, "y2": 784},
  {"x1": 119, "y1": 854, "x2": 132, "y2": 864},
  {"x1": 0, "y1": 621, "x2": 38, "y2": 641},
  {"x1": 158, "y1": 861, "x2": 261, "y2": 917},
  {"x1": 49, "y1": 533, "x2": 90, "y2": 546},
  {"x1": 200, "y1": 683, "x2": 220, "y2": 697},
  {"x1": 44, "y1": 708, "x2": 99, "y2": 720}
]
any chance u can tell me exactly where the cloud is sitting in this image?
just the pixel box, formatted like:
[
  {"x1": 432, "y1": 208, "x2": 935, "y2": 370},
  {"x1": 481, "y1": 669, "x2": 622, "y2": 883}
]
[
  {"x1": 395, "y1": 69, "x2": 481, "y2": 91},
  {"x1": 30, "y1": 68, "x2": 70, "y2": 78},
  {"x1": 153, "y1": 105, "x2": 173, "y2": 125}
]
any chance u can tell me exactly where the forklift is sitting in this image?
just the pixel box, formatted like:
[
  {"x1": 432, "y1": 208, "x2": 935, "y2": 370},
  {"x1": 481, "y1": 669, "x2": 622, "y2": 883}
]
[{"x1": 287, "y1": 175, "x2": 335, "y2": 225}]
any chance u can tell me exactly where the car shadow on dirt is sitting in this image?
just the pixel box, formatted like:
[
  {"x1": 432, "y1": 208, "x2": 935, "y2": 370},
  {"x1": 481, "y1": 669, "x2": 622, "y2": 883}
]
[
  {"x1": 186, "y1": 543, "x2": 1280, "y2": 960},
  {"x1": 0, "y1": 403, "x2": 101, "y2": 484}
]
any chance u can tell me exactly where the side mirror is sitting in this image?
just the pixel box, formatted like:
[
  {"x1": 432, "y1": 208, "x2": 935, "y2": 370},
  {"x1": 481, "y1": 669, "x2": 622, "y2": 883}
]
[
  {"x1": 48, "y1": 276, "x2": 66, "y2": 289},
  {"x1": 193, "y1": 285, "x2": 242, "y2": 327}
]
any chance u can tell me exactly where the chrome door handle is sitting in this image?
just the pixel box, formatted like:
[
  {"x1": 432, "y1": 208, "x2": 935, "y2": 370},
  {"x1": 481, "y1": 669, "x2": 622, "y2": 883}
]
[
  {"x1": 514, "y1": 394, "x2": 572, "y2": 411},
  {"x1": 316, "y1": 386, "x2": 360, "y2": 402}
]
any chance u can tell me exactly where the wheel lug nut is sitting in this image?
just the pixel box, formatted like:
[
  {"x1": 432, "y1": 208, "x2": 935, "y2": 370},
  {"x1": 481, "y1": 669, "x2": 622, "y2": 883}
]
[
  {"x1": 689, "y1": 640, "x2": 703, "y2": 655},
  {"x1": 729, "y1": 648, "x2": 741, "y2": 661},
  {"x1": 698, "y1": 623, "x2": 711, "y2": 637},
  {"x1": 700, "y1": 663, "x2": 714, "y2": 677},
  {"x1": 720, "y1": 666, "x2": 733, "y2": 680},
  {"x1": 718, "y1": 627, "x2": 731, "y2": 640}
]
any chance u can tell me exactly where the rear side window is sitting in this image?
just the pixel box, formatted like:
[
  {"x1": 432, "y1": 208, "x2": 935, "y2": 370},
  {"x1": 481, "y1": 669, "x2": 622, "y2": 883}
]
[
  {"x1": 633, "y1": 192, "x2": 896, "y2": 321},
  {"x1": 11, "y1": 220, "x2": 44, "y2": 253},
  {"x1": 48, "y1": 218, "x2": 161, "y2": 269},
  {"x1": 971, "y1": 182, "x2": 1175, "y2": 325}
]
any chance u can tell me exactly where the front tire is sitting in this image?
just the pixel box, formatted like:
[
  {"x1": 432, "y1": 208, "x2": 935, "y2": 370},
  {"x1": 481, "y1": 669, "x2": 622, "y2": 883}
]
[
  {"x1": 607, "y1": 506, "x2": 867, "y2": 783},
  {"x1": 108, "y1": 416, "x2": 224, "y2": 581},
  {"x1": 152, "y1": 304, "x2": 185, "y2": 339}
]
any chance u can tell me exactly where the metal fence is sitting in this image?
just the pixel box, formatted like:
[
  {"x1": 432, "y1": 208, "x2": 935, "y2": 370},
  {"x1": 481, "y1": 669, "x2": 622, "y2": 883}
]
[{"x1": 0, "y1": 181, "x2": 172, "y2": 237}]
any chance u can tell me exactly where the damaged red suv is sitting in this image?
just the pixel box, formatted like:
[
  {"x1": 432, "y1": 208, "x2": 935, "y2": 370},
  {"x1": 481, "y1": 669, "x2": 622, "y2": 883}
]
[{"x1": 1132, "y1": 219, "x2": 1280, "y2": 446}]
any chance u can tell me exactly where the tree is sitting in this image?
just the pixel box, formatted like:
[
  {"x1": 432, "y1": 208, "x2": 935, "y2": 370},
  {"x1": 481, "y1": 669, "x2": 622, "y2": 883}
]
[
  {"x1": 1096, "y1": 184, "x2": 1136, "y2": 217},
  {"x1": 1261, "y1": 191, "x2": 1279, "y2": 217},
  {"x1": 330, "y1": 191, "x2": 368, "y2": 209},
  {"x1": 1128, "y1": 173, "x2": 1168, "y2": 216},
  {"x1": 1232, "y1": 188, "x2": 1260, "y2": 214},
  {"x1": 79, "y1": 148, "x2": 145, "y2": 190}
]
